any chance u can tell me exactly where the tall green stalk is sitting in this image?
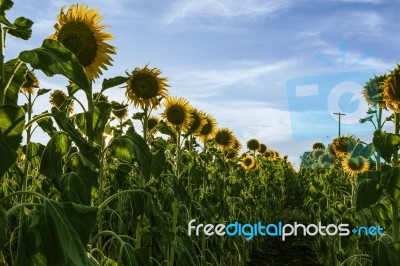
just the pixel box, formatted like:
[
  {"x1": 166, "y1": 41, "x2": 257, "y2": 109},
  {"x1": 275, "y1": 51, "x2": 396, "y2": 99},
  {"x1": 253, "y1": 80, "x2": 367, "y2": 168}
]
[
  {"x1": 393, "y1": 113, "x2": 400, "y2": 242},
  {"x1": 0, "y1": 24, "x2": 5, "y2": 105}
]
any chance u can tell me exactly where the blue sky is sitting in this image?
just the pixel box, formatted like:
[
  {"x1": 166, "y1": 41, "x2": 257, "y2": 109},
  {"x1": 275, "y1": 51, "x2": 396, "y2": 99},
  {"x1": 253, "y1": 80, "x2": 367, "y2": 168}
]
[{"x1": 7, "y1": 0, "x2": 400, "y2": 167}]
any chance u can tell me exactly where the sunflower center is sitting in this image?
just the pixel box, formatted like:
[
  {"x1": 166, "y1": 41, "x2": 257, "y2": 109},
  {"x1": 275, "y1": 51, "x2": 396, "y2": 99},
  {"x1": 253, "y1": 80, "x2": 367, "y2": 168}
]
[
  {"x1": 166, "y1": 105, "x2": 185, "y2": 125},
  {"x1": 215, "y1": 132, "x2": 231, "y2": 146},
  {"x1": 244, "y1": 158, "x2": 253, "y2": 166},
  {"x1": 148, "y1": 119, "x2": 159, "y2": 130},
  {"x1": 187, "y1": 113, "x2": 201, "y2": 133},
  {"x1": 200, "y1": 122, "x2": 212, "y2": 136},
  {"x1": 130, "y1": 73, "x2": 159, "y2": 99},
  {"x1": 347, "y1": 157, "x2": 364, "y2": 171},
  {"x1": 57, "y1": 21, "x2": 98, "y2": 67}
]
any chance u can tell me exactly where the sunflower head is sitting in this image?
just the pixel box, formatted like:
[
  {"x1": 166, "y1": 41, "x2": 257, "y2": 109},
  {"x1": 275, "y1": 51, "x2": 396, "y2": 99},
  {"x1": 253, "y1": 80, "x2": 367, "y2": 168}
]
[
  {"x1": 184, "y1": 108, "x2": 205, "y2": 135},
  {"x1": 214, "y1": 128, "x2": 235, "y2": 151},
  {"x1": 50, "y1": 89, "x2": 74, "y2": 115},
  {"x1": 224, "y1": 149, "x2": 238, "y2": 162},
  {"x1": 93, "y1": 92, "x2": 109, "y2": 103},
  {"x1": 383, "y1": 65, "x2": 400, "y2": 113},
  {"x1": 332, "y1": 136, "x2": 357, "y2": 157},
  {"x1": 263, "y1": 149, "x2": 274, "y2": 160},
  {"x1": 21, "y1": 71, "x2": 39, "y2": 95},
  {"x1": 241, "y1": 155, "x2": 257, "y2": 171},
  {"x1": 126, "y1": 64, "x2": 169, "y2": 110},
  {"x1": 231, "y1": 137, "x2": 242, "y2": 152},
  {"x1": 161, "y1": 96, "x2": 192, "y2": 132},
  {"x1": 259, "y1": 143, "x2": 267, "y2": 154},
  {"x1": 247, "y1": 138, "x2": 260, "y2": 151},
  {"x1": 363, "y1": 75, "x2": 387, "y2": 109},
  {"x1": 198, "y1": 113, "x2": 217, "y2": 143},
  {"x1": 111, "y1": 101, "x2": 129, "y2": 120},
  {"x1": 312, "y1": 142, "x2": 325, "y2": 150},
  {"x1": 342, "y1": 156, "x2": 370, "y2": 178},
  {"x1": 147, "y1": 115, "x2": 160, "y2": 133},
  {"x1": 50, "y1": 4, "x2": 116, "y2": 81},
  {"x1": 311, "y1": 149, "x2": 324, "y2": 159}
]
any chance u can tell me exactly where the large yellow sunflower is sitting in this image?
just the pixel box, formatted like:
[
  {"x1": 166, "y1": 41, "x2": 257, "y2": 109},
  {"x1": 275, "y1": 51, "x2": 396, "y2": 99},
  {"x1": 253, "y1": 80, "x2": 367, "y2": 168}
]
[
  {"x1": 126, "y1": 64, "x2": 169, "y2": 109},
  {"x1": 50, "y1": 4, "x2": 116, "y2": 81},
  {"x1": 184, "y1": 108, "x2": 205, "y2": 135},
  {"x1": 198, "y1": 113, "x2": 217, "y2": 143},
  {"x1": 332, "y1": 136, "x2": 357, "y2": 157},
  {"x1": 342, "y1": 156, "x2": 370, "y2": 178},
  {"x1": 214, "y1": 128, "x2": 234, "y2": 151},
  {"x1": 383, "y1": 66, "x2": 400, "y2": 112},
  {"x1": 161, "y1": 96, "x2": 192, "y2": 132},
  {"x1": 241, "y1": 155, "x2": 257, "y2": 171}
]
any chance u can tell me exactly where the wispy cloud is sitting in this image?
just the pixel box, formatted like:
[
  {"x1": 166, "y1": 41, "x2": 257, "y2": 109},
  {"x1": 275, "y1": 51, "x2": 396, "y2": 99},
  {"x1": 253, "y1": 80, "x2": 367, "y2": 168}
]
[{"x1": 164, "y1": 0, "x2": 296, "y2": 25}]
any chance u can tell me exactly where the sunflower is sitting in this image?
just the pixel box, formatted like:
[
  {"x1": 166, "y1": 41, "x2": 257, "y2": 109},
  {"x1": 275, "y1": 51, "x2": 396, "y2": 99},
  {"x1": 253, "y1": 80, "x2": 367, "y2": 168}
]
[
  {"x1": 161, "y1": 96, "x2": 192, "y2": 132},
  {"x1": 93, "y1": 92, "x2": 109, "y2": 103},
  {"x1": 184, "y1": 108, "x2": 205, "y2": 135},
  {"x1": 241, "y1": 155, "x2": 257, "y2": 170},
  {"x1": 231, "y1": 137, "x2": 242, "y2": 152},
  {"x1": 363, "y1": 75, "x2": 387, "y2": 109},
  {"x1": 224, "y1": 149, "x2": 238, "y2": 162},
  {"x1": 111, "y1": 101, "x2": 128, "y2": 120},
  {"x1": 383, "y1": 65, "x2": 400, "y2": 113},
  {"x1": 247, "y1": 138, "x2": 260, "y2": 151},
  {"x1": 312, "y1": 142, "x2": 325, "y2": 150},
  {"x1": 198, "y1": 113, "x2": 217, "y2": 143},
  {"x1": 259, "y1": 143, "x2": 267, "y2": 154},
  {"x1": 50, "y1": 89, "x2": 74, "y2": 115},
  {"x1": 50, "y1": 4, "x2": 116, "y2": 81},
  {"x1": 263, "y1": 149, "x2": 274, "y2": 160},
  {"x1": 332, "y1": 136, "x2": 357, "y2": 157},
  {"x1": 21, "y1": 71, "x2": 39, "y2": 95},
  {"x1": 125, "y1": 65, "x2": 169, "y2": 109},
  {"x1": 214, "y1": 128, "x2": 234, "y2": 151},
  {"x1": 147, "y1": 115, "x2": 160, "y2": 133},
  {"x1": 311, "y1": 149, "x2": 324, "y2": 159},
  {"x1": 342, "y1": 156, "x2": 370, "y2": 178}
]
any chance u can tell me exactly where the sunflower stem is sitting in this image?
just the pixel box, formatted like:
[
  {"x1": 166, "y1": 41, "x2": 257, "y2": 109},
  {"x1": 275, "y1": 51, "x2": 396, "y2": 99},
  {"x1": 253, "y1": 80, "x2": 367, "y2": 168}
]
[{"x1": 0, "y1": 24, "x2": 5, "y2": 105}]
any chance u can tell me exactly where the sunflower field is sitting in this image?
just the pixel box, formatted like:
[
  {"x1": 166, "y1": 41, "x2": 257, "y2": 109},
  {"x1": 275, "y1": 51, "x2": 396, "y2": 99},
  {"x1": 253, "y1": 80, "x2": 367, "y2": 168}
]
[{"x1": 0, "y1": 1, "x2": 399, "y2": 266}]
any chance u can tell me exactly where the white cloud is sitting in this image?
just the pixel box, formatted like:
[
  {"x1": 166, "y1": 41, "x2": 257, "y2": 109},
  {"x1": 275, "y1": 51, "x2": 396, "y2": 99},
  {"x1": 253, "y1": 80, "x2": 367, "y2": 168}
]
[{"x1": 164, "y1": 0, "x2": 296, "y2": 24}]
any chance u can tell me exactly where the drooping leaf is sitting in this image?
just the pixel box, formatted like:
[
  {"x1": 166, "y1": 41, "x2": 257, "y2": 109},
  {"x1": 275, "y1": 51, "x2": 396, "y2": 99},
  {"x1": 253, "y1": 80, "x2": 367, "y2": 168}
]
[
  {"x1": 60, "y1": 166, "x2": 98, "y2": 205},
  {"x1": 373, "y1": 131, "x2": 400, "y2": 163},
  {"x1": 34, "y1": 111, "x2": 57, "y2": 137},
  {"x1": 0, "y1": 105, "x2": 25, "y2": 177},
  {"x1": 37, "y1": 88, "x2": 51, "y2": 96},
  {"x1": 382, "y1": 166, "x2": 400, "y2": 203},
  {"x1": 4, "y1": 59, "x2": 27, "y2": 105},
  {"x1": 74, "y1": 101, "x2": 111, "y2": 145},
  {"x1": 372, "y1": 239, "x2": 392, "y2": 266},
  {"x1": 22, "y1": 142, "x2": 45, "y2": 168},
  {"x1": 61, "y1": 202, "x2": 98, "y2": 246},
  {"x1": 52, "y1": 107, "x2": 100, "y2": 168},
  {"x1": 151, "y1": 149, "x2": 165, "y2": 179},
  {"x1": 356, "y1": 178, "x2": 382, "y2": 211},
  {"x1": 5, "y1": 16, "x2": 33, "y2": 40},
  {"x1": 0, "y1": 0, "x2": 13, "y2": 16},
  {"x1": 19, "y1": 39, "x2": 89, "y2": 92},
  {"x1": 0, "y1": 205, "x2": 7, "y2": 247},
  {"x1": 39, "y1": 132, "x2": 71, "y2": 184},
  {"x1": 156, "y1": 120, "x2": 176, "y2": 138}
]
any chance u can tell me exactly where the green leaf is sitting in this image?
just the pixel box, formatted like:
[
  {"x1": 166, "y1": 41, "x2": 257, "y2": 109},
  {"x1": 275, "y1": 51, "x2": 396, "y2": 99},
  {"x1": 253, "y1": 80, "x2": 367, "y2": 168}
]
[
  {"x1": 19, "y1": 39, "x2": 89, "y2": 92},
  {"x1": 0, "y1": 105, "x2": 25, "y2": 178},
  {"x1": 27, "y1": 199, "x2": 95, "y2": 265},
  {"x1": 0, "y1": 205, "x2": 7, "y2": 247},
  {"x1": 22, "y1": 142, "x2": 45, "y2": 168},
  {"x1": 4, "y1": 59, "x2": 28, "y2": 105},
  {"x1": 373, "y1": 131, "x2": 400, "y2": 163},
  {"x1": 52, "y1": 108, "x2": 100, "y2": 168},
  {"x1": 5, "y1": 16, "x2": 33, "y2": 40},
  {"x1": 37, "y1": 88, "x2": 51, "y2": 96},
  {"x1": 382, "y1": 166, "x2": 400, "y2": 203},
  {"x1": 151, "y1": 149, "x2": 165, "y2": 179},
  {"x1": 39, "y1": 132, "x2": 71, "y2": 184},
  {"x1": 74, "y1": 101, "x2": 111, "y2": 145},
  {"x1": 372, "y1": 239, "x2": 392, "y2": 266},
  {"x1": 102, "y1": 76, "x2": 129, "y2": 92},
  {"x1": 61, "y1": 202, "x2": 97, "y2": 246},
  {"x1": 156, "y1": 120, "x2": 176, "y2": 138},
  {"x1": 60, "y1": 166, "x2": 98, "y2": 205},
  {"x1": 0, "y1": 0, "x2": 13, "y2": 16},
  {"x1": 35, "y1": 111, "x2": 57, "y2": 137},
  {"x1": 356, "y1": 178, "x2": 382, "y2": 211},
  {"x1": 370, "y1": 202, "x2": 391, "y2": 230}
]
